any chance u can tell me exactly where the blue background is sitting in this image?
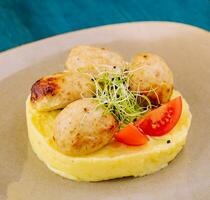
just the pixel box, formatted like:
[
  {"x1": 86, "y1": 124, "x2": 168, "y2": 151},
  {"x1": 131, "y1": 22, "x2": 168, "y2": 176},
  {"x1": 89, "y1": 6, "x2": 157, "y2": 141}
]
[{"x1": 0, "y1": 0, "x2": 209, "y2": 52}]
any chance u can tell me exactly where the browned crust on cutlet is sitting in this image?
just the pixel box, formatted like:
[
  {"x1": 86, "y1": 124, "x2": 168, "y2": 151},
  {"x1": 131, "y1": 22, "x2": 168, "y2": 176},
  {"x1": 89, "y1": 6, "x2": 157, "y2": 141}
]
[{"x1": 30, "y1": 77, "x2": 60, "y2": 103}]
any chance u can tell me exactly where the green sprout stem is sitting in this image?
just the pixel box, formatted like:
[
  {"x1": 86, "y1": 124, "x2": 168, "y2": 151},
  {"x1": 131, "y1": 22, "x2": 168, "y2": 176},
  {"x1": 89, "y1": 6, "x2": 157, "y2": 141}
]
[{"x1": 86, "y1": 68, "x2": 155, "y2": 127}]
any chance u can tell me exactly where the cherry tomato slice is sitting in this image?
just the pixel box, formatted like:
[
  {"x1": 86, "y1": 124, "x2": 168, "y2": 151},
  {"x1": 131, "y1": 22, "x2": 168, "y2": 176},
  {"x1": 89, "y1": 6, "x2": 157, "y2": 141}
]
[
  {"x1": 115, "y1": 124, "x2": 148, "y2": 146},
  {"x1": 136, "y1": 96, "x2": 182, "y2": 136}
]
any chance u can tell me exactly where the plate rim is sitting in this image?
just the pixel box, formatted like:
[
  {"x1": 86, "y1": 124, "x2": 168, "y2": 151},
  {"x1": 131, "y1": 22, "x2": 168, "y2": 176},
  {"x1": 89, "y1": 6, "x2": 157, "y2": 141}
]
[
  {"x1": 1, "y1": 21, "x2": 209, "y2": 55},
  {"x1": 0, "y1": 21, "x2": 209, "y2": 80}
]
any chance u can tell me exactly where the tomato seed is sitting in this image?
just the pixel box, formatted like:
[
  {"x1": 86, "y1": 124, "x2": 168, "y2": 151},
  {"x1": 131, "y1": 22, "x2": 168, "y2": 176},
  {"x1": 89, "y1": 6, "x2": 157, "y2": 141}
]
[
  {"x1": 165, "y1": 118, "x2": 169, "y2": 122},
  {"x1": 152, "y1": 124, "x2": 156, "y2": 129},
  {"x1": 160, "y1": 120, "x2": 165, "y2": 125},
  {"x1": 168, "y1": 109, "x2": 173, "y2": 114}
]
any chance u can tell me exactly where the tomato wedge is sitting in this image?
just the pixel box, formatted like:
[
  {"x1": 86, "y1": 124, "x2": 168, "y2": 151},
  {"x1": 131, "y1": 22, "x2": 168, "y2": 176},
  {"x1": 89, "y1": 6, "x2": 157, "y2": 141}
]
[
  {"x1": 115, "y1": 124, "x2": 148, "y2": 146},
  {"x1": 136, "y1": 96, "x2": 182, "y2": 136}
]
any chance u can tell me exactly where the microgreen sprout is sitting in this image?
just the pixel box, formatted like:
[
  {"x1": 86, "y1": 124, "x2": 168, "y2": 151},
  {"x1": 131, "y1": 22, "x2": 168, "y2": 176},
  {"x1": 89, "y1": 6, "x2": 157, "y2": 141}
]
[{"x1": 90, "y1": 69, "x2": 154, "y2": 127}]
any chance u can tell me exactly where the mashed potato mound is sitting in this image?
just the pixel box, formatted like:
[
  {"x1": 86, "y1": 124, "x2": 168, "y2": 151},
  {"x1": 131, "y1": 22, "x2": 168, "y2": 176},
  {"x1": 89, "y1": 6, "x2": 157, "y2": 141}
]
[{"x1": 26, "y1": 91, "x2": 191, "y2": 181}]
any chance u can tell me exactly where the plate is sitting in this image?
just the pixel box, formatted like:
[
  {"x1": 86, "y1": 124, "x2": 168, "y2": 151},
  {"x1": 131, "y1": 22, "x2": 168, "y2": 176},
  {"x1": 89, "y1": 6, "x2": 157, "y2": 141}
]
[{"x1": 0, "y1": 22, "x2": 209, "y2": 200}]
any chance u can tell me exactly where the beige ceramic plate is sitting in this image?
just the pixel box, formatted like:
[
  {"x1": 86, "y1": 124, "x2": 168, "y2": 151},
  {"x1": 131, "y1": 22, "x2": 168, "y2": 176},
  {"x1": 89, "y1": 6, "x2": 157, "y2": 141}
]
[{"x1": 0, "y1": 22, "x2": 209, "y2": 200}]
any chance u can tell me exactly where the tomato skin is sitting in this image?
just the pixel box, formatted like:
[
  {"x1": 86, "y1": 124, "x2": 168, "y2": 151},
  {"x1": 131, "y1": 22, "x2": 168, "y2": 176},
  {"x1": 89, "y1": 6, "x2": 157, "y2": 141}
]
[
  {"x1": 115, "y1": 124, "x2": 148, "y2": 146},
  {"x1": 136, "y1": 96, "x2": 182, "y2": 136}
]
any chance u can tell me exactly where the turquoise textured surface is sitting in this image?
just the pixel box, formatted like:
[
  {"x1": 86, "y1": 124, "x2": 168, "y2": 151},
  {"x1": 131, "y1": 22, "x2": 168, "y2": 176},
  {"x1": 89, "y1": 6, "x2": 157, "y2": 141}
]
[{"x1": 0, "y1": 0, "x2": 209, "y2": 52}]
